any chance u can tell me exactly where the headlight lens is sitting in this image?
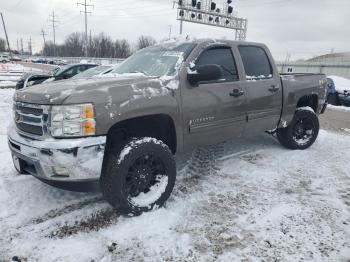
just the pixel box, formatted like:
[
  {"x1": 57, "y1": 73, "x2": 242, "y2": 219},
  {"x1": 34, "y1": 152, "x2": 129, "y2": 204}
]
[{"x1": 50, "y1": 104, "x2": 95, "y2": 137}]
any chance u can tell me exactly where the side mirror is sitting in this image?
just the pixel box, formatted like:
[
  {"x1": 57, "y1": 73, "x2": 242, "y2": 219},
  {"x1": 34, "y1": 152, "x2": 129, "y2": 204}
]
[{"x1": 187, "y1": 64, "x2": 223, "y2": 86}]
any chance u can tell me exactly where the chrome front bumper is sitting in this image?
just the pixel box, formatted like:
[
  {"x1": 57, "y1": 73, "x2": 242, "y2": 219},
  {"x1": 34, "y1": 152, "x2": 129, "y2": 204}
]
[{"x1": 8, "y1": 125, "x2": 106, "y2": 183}]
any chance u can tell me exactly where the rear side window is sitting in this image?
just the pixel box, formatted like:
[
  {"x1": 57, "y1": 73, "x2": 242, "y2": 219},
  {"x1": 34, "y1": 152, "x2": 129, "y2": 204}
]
[
  {"x1": 238, "y1": 46, "x2": 272, "y2": 80},
  {"x1": 196, "y1": 47, "x2": 239, "y2": 82}
]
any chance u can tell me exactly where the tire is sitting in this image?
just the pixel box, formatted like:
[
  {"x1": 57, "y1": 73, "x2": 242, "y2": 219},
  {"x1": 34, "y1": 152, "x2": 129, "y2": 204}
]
[
  {"x1": 100, "y1": 137, "x2": 176, "y2": 216},
  {"x1": 277, "y1": 107, "x2": 319, "y2": 150}
]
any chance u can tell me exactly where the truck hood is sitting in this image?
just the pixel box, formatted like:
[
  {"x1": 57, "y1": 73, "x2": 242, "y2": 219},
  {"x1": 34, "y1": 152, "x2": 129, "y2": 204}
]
[{"x1": 14, "y1": 74, "x2": 172, "y2": 105}]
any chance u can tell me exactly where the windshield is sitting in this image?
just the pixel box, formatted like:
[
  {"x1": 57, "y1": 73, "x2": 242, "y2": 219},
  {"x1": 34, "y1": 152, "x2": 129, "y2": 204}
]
[
  {"x1": 111, "y1": 43, "x2": 196, "y2": 77},
  {"x1": 72, "y1": 65, "x2": 112, "y2": 79},
  {"x1": 50, "y1": 67, "x2": 61, "y2": 76}
]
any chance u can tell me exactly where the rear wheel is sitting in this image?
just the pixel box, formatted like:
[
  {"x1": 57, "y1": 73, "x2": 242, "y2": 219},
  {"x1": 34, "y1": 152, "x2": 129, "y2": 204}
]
[
  {"x1": 277, "y1": 108, "x2": 319, "y2": 150},
  {"x1": 100, "y1": 137, "x2": 176, "y2": 215}
]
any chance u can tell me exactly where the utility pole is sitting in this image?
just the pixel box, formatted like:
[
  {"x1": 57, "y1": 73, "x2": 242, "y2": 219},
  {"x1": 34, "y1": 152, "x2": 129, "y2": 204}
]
[
  {"x1": 172, "y1": 1, "x2": 183, "y2": 35},
  {"x1": 0, "y1": 12, "x2": 13, "y2": 61},
  {"x1": 77, "y1": 0, "x2": 94, "y2": 57},
  {"x1": 49, "y1": 11, "x2": 58, "y2": 56},
  {"x1": 41, "y1": 29, "x2": 47, "y2": 46},
  {"x1": 20, "y1": 38, "x2": 23, "y2": 55},
  {"x1": 168, "y1": 25, "x2": 172, "y2": 40},
  {"x1": 41, "y1": 29, "x2": 47, "y2": 55},
  {"x1": 28, "y1": 37, "x2": 32, "y2": 55}
]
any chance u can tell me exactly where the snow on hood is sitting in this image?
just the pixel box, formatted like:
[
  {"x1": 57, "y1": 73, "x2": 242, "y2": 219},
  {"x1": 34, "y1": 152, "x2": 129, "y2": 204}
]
[{"x1": 14, "y1": 73, "x2": 179, "y2": 106}]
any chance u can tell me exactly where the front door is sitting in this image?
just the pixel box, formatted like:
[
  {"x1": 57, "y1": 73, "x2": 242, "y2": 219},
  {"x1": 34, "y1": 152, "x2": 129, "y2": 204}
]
[{"x1": 181, "y1": 45, "x2": 247, "y2": 150}]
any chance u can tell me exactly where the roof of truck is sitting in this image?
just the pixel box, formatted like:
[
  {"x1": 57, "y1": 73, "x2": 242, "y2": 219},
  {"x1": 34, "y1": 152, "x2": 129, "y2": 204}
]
[{"x1": 159, "y1": 38, "x2": 266, "y2": 49}]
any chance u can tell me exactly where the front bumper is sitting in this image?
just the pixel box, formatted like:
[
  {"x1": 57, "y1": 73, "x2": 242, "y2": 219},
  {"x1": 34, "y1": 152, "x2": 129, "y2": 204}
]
[{"x1": 8, "y1": 125, "x2": 106, "y2": 186}]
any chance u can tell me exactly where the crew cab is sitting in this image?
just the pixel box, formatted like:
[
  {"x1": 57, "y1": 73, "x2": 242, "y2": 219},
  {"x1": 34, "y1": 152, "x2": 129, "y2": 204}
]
[{"x1": 8, "y1": 39, "x2": 327, "y2": 215}]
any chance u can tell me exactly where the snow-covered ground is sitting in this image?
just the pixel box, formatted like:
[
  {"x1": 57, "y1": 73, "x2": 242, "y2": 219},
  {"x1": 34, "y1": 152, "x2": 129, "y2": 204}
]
[
  {"x1": 0, "y1": 63, "x2": 43, "y2": 87},
  {"x1": 0, "y1": 89, "x2": 349, "y2": 261},
  {"x1": 328, "y1": 104, "x2": 350, "y2": 112}
]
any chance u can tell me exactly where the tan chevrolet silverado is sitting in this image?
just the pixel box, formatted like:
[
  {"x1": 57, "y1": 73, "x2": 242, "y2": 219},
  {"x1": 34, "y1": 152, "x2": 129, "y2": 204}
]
[{"x1": 8, "y1": 39, "x2": 327, "y2": 215}]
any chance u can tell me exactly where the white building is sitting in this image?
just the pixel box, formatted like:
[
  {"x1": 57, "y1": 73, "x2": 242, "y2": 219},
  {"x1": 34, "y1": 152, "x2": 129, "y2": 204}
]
[{"x1": 277, "y1": 52, "x2": 350, "y2": 79}]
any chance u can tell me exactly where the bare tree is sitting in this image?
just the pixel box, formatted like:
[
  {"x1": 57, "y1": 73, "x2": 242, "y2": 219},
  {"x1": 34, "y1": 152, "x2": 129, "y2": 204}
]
[
  {"x1": 137, "y1": 35, "x2": 156, "y2": 50},
  {"x1": 114, "y1": 39, "x2": 131, "y2": 58},
  {"x1": 0, "y1": 38, "x2": 6, "y2": 52},
  {"x1": 39, "y1": 32, "x2": 140, "y2": 58},
  {"x1": 63, "y1": 32, "x2": 85, "y2": 57},
  {"x1": 94, "y1": 33, "x2": 114, "y2": 58}
]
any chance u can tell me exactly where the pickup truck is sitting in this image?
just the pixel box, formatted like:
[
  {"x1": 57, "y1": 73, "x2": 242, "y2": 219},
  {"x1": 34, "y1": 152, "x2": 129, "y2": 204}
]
[{"x1": 8, "y1": 39, "x2": 328, "y2": 215}]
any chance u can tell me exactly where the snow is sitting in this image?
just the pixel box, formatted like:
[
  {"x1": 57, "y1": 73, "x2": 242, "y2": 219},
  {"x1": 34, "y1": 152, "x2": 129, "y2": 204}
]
[
  {"x1": 118, "y1": 137, "x2": 166, "y2": 164},
  {"x1": 246, "y1": 74, "x2": 273, "y2": 81},
  {"x1": 328, "y1": 104, "x2": 350, "y2": 112},
  {"x1": 0, "y1": 80, "x2": 16, "y2": 87},
  {"x1": 328, "y1": 75, "x2": 350, "y2": 92},
  {"x1": 0, "y1": 63, "x2": 44, "y2": 86},
  {"x1": 296, "y1": 106, "x2": 315, "y2": 113},
  {"x1": 131, "y1": 175, "x2": 168, "y2": 208},
  {"x1": 0, "y1": 88, "x2": 350, "y2": 261}
]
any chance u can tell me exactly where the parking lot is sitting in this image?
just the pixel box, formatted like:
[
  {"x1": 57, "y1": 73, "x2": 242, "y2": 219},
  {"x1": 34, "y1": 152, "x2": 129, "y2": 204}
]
[{"x1": 0, "y1": 87, "x2": 349, "y2": 261}]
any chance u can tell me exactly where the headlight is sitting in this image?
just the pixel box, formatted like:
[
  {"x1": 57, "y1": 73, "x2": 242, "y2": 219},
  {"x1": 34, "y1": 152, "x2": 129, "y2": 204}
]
[{"x1": 50, "y1": 104, "x2": 95, "y2": 137}]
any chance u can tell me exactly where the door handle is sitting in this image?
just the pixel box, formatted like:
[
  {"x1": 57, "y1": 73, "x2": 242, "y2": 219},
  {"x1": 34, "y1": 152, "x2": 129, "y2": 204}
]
[
  {"x1": 230, "y1": 89, "x2": 244, "y2": 97},
  {"x1": 268, "y1": 85, "x2": 280, "y2": 92}
]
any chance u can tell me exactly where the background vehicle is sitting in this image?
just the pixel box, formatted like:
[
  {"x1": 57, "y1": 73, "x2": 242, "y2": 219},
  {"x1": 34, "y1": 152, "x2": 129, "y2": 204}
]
[
  {"x1": 8, "y1": 39, "x2": 327, "y2": 215},
  {"x1": 48, "y1": 59, "x2": 68, "y2": 65},
  {"x1": 32, "y1": 58, "x2": 47, "y2": 64},
  {"x1": 72, "y1": 64, "x2": 115, "y2": 80},
  {"x1": 16, "y1": 63, "x2": 98, "y2": 89},
  {"x1": 326, "y1": 76, "x2": 350, "y2": 107},
  {"x1": 339, "y1": 90, "x2": 350, "y2": 106},
  {"x1": 0, "y1": 55, "x2": 10, "y2": 63}
]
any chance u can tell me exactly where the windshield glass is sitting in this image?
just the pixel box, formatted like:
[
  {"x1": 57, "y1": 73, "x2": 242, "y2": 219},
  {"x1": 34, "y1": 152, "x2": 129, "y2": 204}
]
[
  {"x1": 72, "y1": 65, "x2": 112, "y2": 79},
  {"x1": 50, "y1": 67, "x2": 61, "y2": 76},
  {"x1": 111, "y1": 43, "x2": 196, "y2": 77}
]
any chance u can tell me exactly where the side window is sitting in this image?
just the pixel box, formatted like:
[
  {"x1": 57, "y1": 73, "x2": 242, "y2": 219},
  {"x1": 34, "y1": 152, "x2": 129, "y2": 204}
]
[
  {"x1": 62, "y1": 67, "x2": 77, "y2": 78},
  {"x1": 196, "y1": 47, "x2": 239, "y2": 82},
  {"x1": 78, "y1": 65, "x2": 88, "y2": 73},
  {"x1": 238, "y1": 46, "x2": 273, "y2": 80}
]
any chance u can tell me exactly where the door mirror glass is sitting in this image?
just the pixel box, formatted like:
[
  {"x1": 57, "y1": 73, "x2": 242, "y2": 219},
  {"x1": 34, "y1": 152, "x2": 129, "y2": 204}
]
[{"x1": 188, "y1": 64, "x2": 223, "y2": 86}]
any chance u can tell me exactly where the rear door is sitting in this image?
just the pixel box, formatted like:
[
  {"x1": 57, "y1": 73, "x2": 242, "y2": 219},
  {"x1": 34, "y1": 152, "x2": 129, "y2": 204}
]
[
  {"x1": 181, "y1": 45, "x2": 247, "y2": 150},
  {"x1": 238, "y1": 45, "x2": 282, "y2": 133}
]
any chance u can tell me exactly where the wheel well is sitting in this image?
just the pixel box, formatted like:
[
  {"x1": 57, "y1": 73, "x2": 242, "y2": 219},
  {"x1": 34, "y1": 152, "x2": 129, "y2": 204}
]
[
  {"x1": 106, "y1": 114, "x2": 177, "y2": 154},
  {"x1": 296, "y1": 95, "x2": 318, "y2": 112}
]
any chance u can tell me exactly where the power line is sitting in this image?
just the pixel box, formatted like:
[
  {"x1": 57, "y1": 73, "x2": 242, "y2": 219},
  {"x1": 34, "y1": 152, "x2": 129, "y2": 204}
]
[{"x1": 77, "y1": 0, "x2": 94, "y2": 57}]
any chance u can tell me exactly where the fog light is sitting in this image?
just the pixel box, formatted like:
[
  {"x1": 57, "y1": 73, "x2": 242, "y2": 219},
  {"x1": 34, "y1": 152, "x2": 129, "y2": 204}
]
[{"x1": 52, "y1": 166, "x2": 70, "y2": 177}]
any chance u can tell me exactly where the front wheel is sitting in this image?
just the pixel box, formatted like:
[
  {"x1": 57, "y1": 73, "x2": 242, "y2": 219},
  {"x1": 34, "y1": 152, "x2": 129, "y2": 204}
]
[
  {"x1": 100, "y1": 137, "x2": 176, "y2": 216},
  {"x1": 277, "y1": 107, "x2": 319, "y2": 150}
]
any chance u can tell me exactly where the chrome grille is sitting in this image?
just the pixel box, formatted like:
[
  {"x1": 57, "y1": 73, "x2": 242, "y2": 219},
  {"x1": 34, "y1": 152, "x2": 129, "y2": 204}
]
[{"x1": 14, "y1": 102, "x2": 49, "y2": 138}]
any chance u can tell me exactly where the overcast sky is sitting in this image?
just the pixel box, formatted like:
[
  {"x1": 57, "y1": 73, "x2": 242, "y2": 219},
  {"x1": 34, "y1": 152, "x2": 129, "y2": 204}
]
[{"x1": 0, "y1": 0, "x2": 349, "y2": 60}]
